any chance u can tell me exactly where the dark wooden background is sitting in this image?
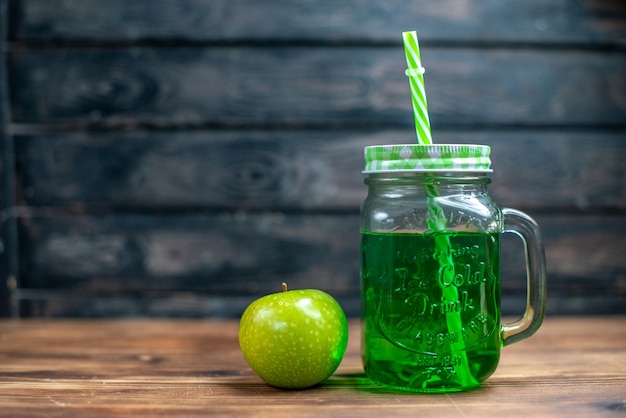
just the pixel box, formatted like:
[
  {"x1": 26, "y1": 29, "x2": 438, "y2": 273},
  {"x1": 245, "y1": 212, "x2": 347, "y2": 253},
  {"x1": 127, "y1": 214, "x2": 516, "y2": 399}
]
[{"x1": 1, "y1": 0, "x2": 624, "y2": 317}]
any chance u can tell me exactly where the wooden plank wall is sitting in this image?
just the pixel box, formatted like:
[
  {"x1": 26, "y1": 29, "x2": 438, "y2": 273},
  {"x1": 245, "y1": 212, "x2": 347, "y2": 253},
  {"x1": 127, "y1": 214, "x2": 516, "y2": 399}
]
[
  {"x1": 0, "y1": 0, "x2": 14, "y2": 317},
  {"x1": 2, "y1": 0, "x2": 625, "y2": 317}
]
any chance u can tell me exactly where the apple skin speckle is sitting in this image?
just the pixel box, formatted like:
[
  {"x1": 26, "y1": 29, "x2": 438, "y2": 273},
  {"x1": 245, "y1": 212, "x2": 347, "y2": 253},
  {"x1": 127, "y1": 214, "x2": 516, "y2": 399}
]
[{"x1": 238, "y1": 287, "x2": 349, "y2": 389}]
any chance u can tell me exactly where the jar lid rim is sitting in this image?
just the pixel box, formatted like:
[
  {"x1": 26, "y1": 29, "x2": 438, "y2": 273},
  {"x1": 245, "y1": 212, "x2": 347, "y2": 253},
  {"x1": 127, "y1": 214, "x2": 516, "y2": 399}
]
[{"x1": 363, "y1": 144, "x2": 492, "y2": 173}]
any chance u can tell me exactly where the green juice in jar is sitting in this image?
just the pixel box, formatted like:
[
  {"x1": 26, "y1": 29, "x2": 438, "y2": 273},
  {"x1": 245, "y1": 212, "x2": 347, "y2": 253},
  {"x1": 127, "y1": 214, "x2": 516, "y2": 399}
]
[{"x1": 360, "y1": 230, "x2": 502, "y2": 392}]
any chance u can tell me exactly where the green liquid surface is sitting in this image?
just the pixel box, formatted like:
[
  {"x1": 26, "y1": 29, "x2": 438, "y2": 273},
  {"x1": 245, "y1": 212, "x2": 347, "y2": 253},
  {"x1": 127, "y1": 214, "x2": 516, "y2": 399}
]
[{"x1": 361, "y1": 231, "x2": 502, "y2": 392}]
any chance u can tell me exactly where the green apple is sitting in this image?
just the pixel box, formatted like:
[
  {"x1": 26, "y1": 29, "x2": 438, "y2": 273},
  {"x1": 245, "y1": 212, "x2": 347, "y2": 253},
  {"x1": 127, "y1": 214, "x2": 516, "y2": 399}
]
[{"x1": 239, "y1": 283, "x2": 348, "y2": 389}]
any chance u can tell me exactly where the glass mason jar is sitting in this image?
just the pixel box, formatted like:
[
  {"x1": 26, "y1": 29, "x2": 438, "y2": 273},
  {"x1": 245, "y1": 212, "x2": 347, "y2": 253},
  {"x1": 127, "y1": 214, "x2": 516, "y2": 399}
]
[{"x1": 360, "y1": 144, "x2": 546, "y2": 392}]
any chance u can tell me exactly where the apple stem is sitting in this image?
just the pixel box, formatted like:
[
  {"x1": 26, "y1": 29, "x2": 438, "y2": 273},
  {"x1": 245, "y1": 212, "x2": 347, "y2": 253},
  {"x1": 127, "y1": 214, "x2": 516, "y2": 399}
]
[{"x1": 282, "y1": 282, "x2": 288, "y2": 292}]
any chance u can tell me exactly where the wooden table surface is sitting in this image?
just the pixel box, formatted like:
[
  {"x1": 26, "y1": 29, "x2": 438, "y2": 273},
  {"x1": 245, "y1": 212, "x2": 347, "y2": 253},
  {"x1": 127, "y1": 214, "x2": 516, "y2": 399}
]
[{"x1": 0, "y1": 316, "x2": 624, "y2": 417}]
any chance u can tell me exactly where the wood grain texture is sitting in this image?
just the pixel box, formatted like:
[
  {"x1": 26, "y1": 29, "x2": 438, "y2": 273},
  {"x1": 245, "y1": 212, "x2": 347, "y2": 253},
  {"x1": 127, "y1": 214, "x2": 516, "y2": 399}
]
[
  {"x1": 14, "y1": 213, "x2": 626, "y2": 317},
  {"x1": 9, "y1": 0, "x2": 626, "y2": 45},
  {"x1": 9, "y1": 47, "x2": 626, "y2": 127},
  {"x1": 0, "y1": 317, "x2": 624, "y2": 417},
  {"x1": 4, "y1": 0, "x2": 626, "y2": 318},
  {"x1": 14, "y1": 130, "x2": 626, "y2": 211}
]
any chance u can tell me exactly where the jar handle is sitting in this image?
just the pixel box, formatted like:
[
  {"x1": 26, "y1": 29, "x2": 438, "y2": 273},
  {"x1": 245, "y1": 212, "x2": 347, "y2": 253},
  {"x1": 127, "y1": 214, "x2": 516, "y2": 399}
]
[{"x1": 501, "y1": 208, "x2": 547, "y2": 346}]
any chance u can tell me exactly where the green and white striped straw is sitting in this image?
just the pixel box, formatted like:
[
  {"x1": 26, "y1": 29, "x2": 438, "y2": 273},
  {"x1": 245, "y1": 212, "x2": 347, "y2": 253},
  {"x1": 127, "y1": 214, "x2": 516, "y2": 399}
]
[
  {"x1": 402, "y1": 31, "x2": 477, "y2": 389},
  {"x1": 402, "y1": 31, "x2": 432, "y2": 145}
]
